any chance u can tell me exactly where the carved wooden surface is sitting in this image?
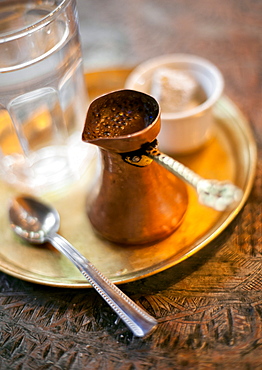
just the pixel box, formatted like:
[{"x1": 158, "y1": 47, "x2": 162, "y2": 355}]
[{"x1": 1, "y1": 0, "x2": 261, "y2": 368}]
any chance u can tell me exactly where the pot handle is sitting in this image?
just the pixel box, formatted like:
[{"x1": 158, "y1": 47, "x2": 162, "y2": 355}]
[{"x1": 123, "y1": 140, "x2": 243, "y2": 212}]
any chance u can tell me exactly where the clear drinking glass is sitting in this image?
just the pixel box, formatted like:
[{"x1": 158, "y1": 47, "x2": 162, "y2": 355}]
[{"x1": 0, "y1": 0, "x2": 94, "y2": 194}]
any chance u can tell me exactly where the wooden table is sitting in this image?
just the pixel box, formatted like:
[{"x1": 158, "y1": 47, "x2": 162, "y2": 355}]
[{"x1": 1, "y1": 0, "x2": 261, "y2": 368}]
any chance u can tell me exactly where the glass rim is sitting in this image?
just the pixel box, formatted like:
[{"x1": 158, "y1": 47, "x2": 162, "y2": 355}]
[{"x1": 0, "y1": 0, "x2": 73, "y2": 43}]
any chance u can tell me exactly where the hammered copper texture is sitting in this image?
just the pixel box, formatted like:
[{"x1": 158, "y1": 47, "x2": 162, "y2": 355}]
[{"x1": 0, "y1": 0, "x2": 261, "y2": 369}]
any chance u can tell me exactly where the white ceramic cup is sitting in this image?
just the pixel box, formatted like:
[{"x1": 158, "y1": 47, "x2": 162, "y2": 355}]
[{"x1": 125, "y1": 54, "x2": 224, "y2": 154}]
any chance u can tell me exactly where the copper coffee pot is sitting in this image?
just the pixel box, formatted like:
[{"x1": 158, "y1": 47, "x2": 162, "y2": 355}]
[{"x1": 82, "y1": 90, "x2": 242, "y2": 245}]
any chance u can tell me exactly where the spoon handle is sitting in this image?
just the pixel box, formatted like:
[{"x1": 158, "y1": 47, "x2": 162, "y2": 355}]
[{"x1": 48, "y1": 233, "x2": 157, "y2": 337}]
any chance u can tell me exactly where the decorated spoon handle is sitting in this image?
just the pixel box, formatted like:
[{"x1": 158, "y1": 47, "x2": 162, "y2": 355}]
[
  {"x1": 146, "y1": 148, "x2": 243, "y2": 212},
  {"x1": 47, "y1": 233, "x2": 157, "y2": 337}
]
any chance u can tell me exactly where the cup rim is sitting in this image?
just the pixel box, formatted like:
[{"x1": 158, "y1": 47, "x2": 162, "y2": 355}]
[
  {"x1": 0, "y1": 0, "x2": 72, "y2": 43},
  {"x1": 125, "y1": 53, "x2": 224, "y2": 120}
]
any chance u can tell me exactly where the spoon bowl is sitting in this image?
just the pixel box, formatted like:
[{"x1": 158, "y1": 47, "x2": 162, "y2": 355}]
[
  {"x1": 9, "y1": 196, "x2": 60, "y2": 244},
  {"x1": 9, "y1": 195, "x2": 157, "y2": 337}
]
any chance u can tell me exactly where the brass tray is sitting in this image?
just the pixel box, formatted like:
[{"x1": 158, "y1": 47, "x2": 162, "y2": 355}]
[{"x1": 0, "y1": 69, "x2": 257, "y2": 288}]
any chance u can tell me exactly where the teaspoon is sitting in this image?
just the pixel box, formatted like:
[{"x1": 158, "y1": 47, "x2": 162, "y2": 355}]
[{"x1": 8, "y1": 196, "x2": 157, "y2": 337}]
